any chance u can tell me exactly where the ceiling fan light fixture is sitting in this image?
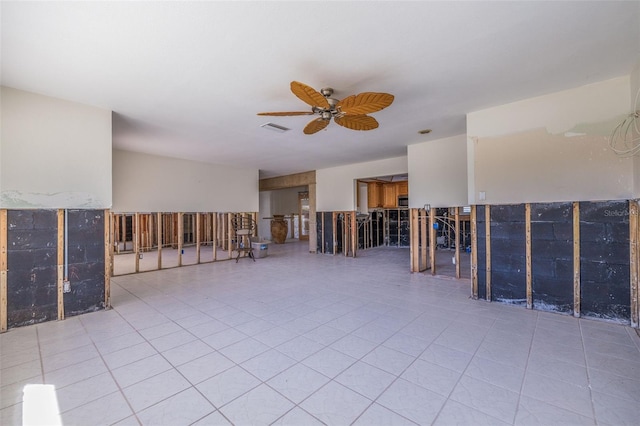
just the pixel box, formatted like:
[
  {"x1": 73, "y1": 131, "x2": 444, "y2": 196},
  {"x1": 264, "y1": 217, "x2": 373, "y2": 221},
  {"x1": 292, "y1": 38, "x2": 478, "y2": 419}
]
[
  {"x1": 260, "y1": 122, "x2": 290, "y2": 133},
  {"x1": 418, "y1": 129, "x2": 432, "y2": 135}
]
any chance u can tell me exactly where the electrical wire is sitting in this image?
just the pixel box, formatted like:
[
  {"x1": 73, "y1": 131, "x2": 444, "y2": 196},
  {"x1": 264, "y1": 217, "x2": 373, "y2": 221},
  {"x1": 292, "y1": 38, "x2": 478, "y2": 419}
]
[{"x1": 609, "y1": 86, "x2": 640, "y2": 157}]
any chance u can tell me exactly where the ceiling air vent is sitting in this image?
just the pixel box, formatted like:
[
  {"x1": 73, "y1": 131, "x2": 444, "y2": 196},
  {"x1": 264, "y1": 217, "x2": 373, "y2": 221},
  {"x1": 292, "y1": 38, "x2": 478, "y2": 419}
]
[{"x1": 260, "y1": 122, "x2": 290, "y2": 133}]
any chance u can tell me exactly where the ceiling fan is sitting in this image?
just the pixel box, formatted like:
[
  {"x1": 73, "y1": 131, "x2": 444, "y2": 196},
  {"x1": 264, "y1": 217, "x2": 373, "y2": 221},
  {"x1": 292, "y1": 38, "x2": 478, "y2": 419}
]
[{"x1": 258, "y1": 81, "x2": 394, "y2": 135}]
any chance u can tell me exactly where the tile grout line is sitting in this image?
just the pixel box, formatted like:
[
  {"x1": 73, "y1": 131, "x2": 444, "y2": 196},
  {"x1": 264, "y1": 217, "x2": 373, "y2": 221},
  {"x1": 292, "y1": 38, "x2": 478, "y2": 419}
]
[
  {"x1": 510, "y1": 311, "x2": 538, "y2": 425},
  {"x1": 579, "y1": 318, "x2": 599, "y2": 425}
]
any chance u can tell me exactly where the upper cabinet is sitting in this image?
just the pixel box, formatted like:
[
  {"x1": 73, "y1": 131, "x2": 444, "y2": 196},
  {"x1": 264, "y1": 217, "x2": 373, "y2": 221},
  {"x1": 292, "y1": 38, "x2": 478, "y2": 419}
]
[
  {"x1": 367, "y1": 182, "x2": 383, "y2": 208},
  {"x1": 382, "y1": 183, "x2": 397, "y2": 208},
  {"x1": 367, "y1": 180, "x2": 408, "y2": 208},
  {"x1": 397, "y1": 181, "x2": 408, "y2": 196}
]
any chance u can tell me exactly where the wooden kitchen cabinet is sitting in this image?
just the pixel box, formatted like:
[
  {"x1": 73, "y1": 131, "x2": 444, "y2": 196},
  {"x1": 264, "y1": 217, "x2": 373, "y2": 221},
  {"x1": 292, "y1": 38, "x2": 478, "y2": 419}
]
[
  {"x1": 368, "y1": 181, "x2": 408, "y2": 208},
  {"x1": 367, "y1": 182, "x2": 383, "y2": 208},
  {"x1": 397, "y1": 181, "x2": 408, "y2": 196},
  {"x1": 382, "y1": 183, "x2": 397, "y2": 208}
]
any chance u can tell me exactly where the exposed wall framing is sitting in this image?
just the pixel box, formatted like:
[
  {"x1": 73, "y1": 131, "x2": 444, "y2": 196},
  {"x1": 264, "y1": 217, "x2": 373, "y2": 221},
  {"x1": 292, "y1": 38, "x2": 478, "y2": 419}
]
[
  {"x1": 196, "y1": 213, "x2": 201, "y2": 264},
  {"x1": 2, "y1": 209, "x2": 107, "y2": 331},
  {"x1": 421, "y1": 209, "x2": 428, "y2": 272},
  {"x1": 135, "y1": 212, "x2": 140, "y2": 273},
  {"x1": 110, "y1": 211, "x2": 258, "y2": 276},
  {"x1": 157, "y1": 212, "x2": 163, "y2": 269},
  {"x1": 471, "y1": 200, "x2": 636, "y2": 327},
  {"x1": 429, "y1": 208, "x2": 437, "y2": 276},
  {"x1": 409, "y1": 208, "x2": 430, "y2": 273},
  {"x1": 410, "y1": 209, "x2": 419, "y2": 272},
  {"x1": 315, "y1": 211, "x2": 357, "y2": 256}
]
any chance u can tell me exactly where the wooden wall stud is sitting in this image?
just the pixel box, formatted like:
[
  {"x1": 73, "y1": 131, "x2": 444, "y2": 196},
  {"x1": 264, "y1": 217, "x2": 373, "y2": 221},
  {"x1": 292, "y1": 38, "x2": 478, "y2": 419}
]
[
  {"x1": 485, "y1": 205, "x2": 492, "y2": 302},
  {"x1": 104, "y1": 210, "x2": 111, "y2": 308},
  {"x1": 410, "y1": 208, "x2": 419, "y2": 272},
  {"x1": 429, "y1": 208, "x2": 436, "y2": 275},
  {"x1": 134, "y1": 213, "x2": 140, "y2": 273},
  {"x1": 331, "y1": 212, "x2": 338, "y2": 254},
  {"x1": 471, "y1": 205, "x2": 478, "y2": 299},
  {"x1": 157, "y1": 212, "x2": 163, "y2": 269},
  {"x1": 630, "y1": 200, "x2": 639, "y2": 328},
  {"x1": 351, "y1": 211, "x2": 357, "y2": 258},
  {"x1": 196, "y1": 213, "x2": 201, "y2": 264},
  {"x1": 421, "y1": 208, "x2": 428, "y2": 271},
  {"x1": 57, "y1": 210, "x2": 65, "y2": 320},
  {"x1": 455, "y1": 207, "x2": 461, "y2": 279},
  {"x1": 573, "y1": 202, "x2": 581, "y2": 318},
  {"x1": 525, "y1": 203, "x2": 532, "y2": 309}
]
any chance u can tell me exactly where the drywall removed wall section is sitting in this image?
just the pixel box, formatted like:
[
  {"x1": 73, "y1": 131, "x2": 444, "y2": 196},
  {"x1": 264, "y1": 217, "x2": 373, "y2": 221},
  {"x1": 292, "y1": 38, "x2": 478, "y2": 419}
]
[
  {"x1": 6, "y1": 210, "x2": 58, "y2": 327},
  {"x1": 473, "y1": 200, "x2": 632, "y2": 324},
  {"x1": 580, "y1": 201, "x2": 630, "y2": 321},
  {"x1": 467, "y1": 76, "x2": 633, "y2": 205},
  {"x1": 64, "y1": 210, "x2": 105, "y2": 318},
  {"x1": 4, "y1": 209, "x2": 106, "y2": 329},
  {"x1": 1, "y1": 87, "x2": 112, "y2": 209},
  {"x1": 490, "y1": 204, "x2": 527, "y2": 305},
  {"x1": 316, "y1": 156, "x2": 407, "y2": 211},
  {"x1": 112, "y1": 149, "x2": 259, "y2": 213},
  {"x1": 407, "y1": 134, "x2": 468, "y2": 208},
  {"x1": 530, "y1": 203, "x2": 573, "y2": 314}
]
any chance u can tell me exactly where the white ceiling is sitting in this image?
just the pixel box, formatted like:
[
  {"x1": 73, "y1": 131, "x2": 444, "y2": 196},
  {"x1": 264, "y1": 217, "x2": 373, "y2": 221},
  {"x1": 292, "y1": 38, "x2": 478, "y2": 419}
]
[{"x1": 2, "y1": 1, "x2": 639, "y2": 178}]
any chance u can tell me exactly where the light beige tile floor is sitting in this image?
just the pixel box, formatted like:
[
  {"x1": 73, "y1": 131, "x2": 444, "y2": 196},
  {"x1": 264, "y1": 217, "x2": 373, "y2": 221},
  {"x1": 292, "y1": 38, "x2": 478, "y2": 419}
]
[{"x1": 1, "y1": 241, "x2": 640, "y2": 425}]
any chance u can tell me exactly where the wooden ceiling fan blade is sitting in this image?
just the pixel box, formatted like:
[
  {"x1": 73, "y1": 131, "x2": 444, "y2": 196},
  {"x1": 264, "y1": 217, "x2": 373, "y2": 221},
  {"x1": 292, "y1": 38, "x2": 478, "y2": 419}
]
[
  {"x1": 303, "y1": 118, "x2": 330, "y2": 135},
  {"x1": 291, "y1": 81, "x2": 330, "y2": 109},
  {"x1": 334, "y1": 114, "x2": 379, "y2": 131},
  {"x1": 257, "y1": 111, "x2": 314, "y2": 116},
  {"x1": 337, "y1": 92, "x2": 394, "y2": 115}
]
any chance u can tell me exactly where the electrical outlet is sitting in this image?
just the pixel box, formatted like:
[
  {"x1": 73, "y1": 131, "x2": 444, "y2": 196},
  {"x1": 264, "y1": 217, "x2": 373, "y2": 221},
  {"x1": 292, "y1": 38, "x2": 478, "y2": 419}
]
[
  {"x1": 63, "y1": 280, "x2": 71, "y2": 293},
  {"x1": 479, "y1": 191, "x2": 486, "y2": 201}
]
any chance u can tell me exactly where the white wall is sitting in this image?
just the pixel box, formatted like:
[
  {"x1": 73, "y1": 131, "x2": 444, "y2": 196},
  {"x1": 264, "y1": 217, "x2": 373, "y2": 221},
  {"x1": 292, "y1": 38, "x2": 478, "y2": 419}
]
[
  {"x1": 1, "y1": 87, "x2": 112, "y2": 208},
  {"x1": 316, "y1": 156, "x2": 408, "y2": 211},
  {"x1": 112, "y1": 149, "x2": 258, "y2": 212},
  {"x1": 358, "y1": 181, "x2": 368, "y2": 213},
  {"x1": 467, "y1": 76, "x2": 632, "y2": 205},
  {"x1": 271, "y1": 186, "x2": 305, "y2": 215},
  {"x1": 408, "y1": 134, "x2": 468, "y2": 208},
  {"x1": 631, "y1": 61, "x2": 640, "y2": 198}
]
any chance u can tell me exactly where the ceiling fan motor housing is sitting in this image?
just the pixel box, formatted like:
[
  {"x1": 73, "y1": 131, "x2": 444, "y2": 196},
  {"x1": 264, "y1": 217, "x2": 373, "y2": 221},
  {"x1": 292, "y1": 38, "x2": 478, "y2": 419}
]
[{"x1": 320, "y1": 87, "x2": 334, "y2": 97}]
